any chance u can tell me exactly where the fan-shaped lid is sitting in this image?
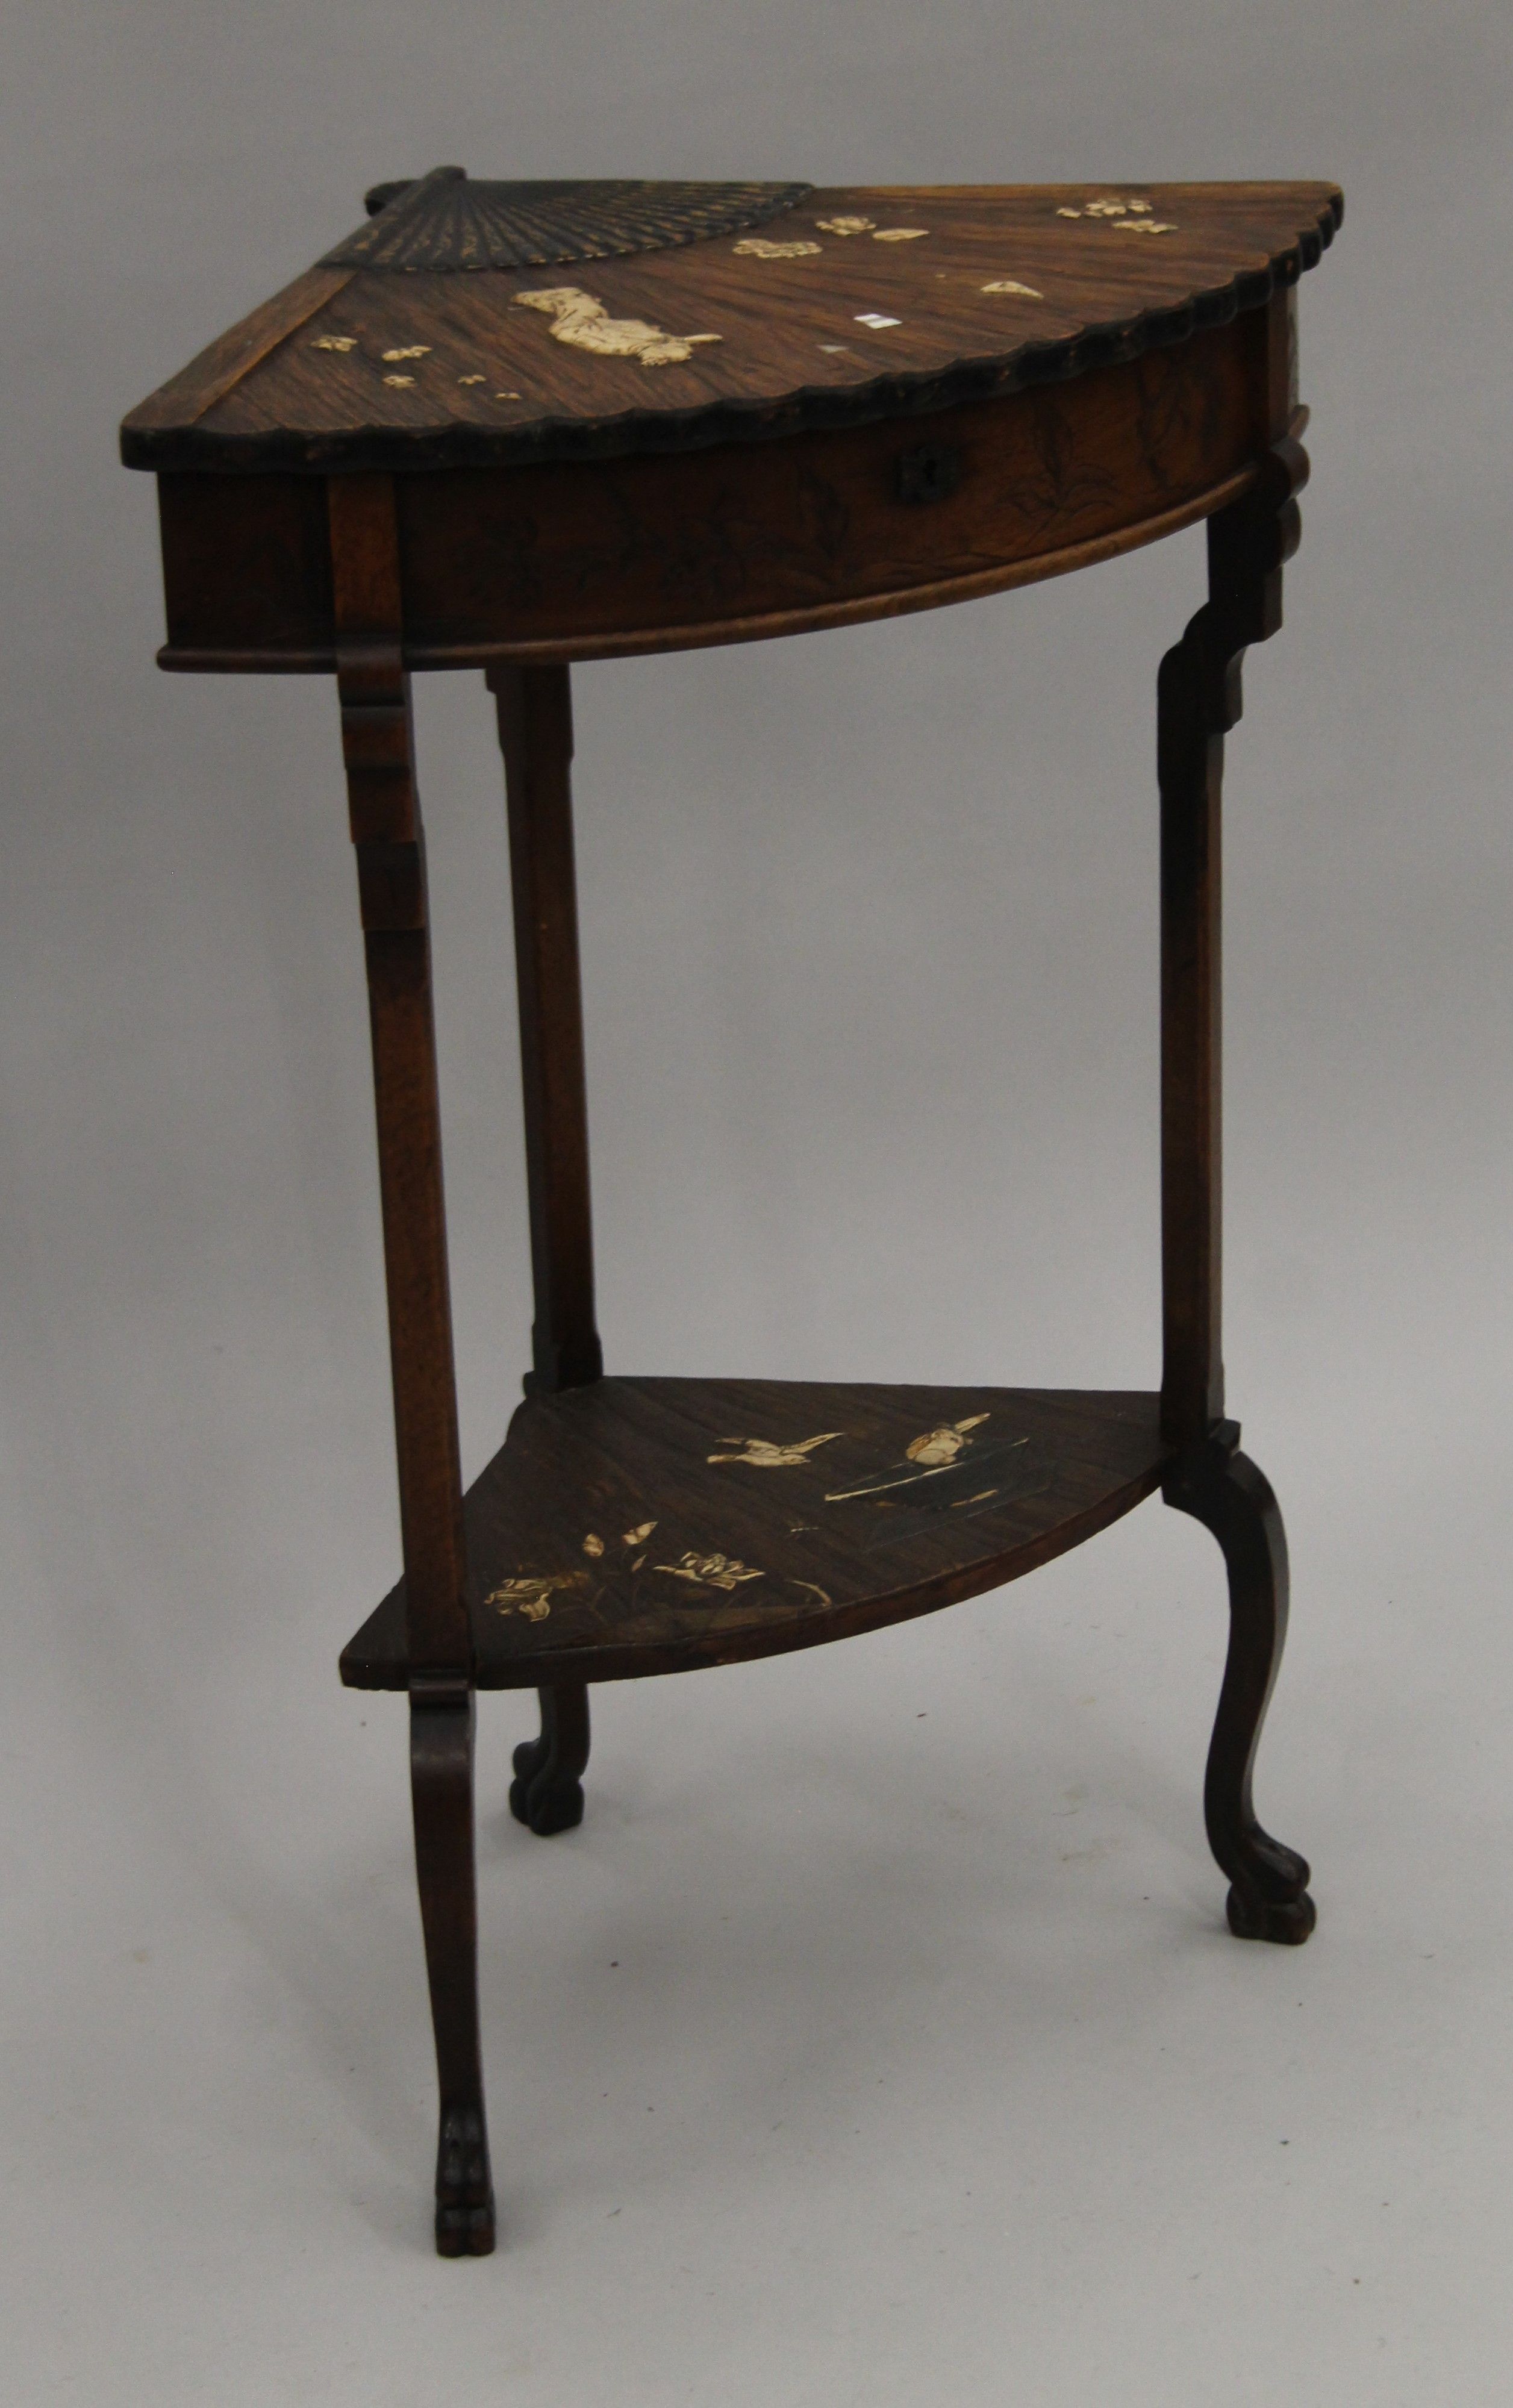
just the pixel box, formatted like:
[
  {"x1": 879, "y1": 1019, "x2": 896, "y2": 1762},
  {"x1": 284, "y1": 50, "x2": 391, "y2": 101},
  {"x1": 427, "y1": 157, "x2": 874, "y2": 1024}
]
[{"x1": 121, "y1": 175, "x2": 1341, "y2": 474}]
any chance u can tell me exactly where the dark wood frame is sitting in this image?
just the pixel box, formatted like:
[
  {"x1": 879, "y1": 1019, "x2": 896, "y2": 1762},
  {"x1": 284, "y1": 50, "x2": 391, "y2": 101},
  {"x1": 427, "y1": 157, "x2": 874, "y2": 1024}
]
[{"x1": 145, "y1": 268, "x2": 1324, "y2": 2255}]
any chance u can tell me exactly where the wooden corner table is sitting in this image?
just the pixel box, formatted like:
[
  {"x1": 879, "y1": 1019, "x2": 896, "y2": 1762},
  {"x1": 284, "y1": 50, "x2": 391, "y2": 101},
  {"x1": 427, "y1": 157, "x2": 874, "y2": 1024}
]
[{"x1": 122, "y1": 170, "x2": 1342, "y2": 2255}]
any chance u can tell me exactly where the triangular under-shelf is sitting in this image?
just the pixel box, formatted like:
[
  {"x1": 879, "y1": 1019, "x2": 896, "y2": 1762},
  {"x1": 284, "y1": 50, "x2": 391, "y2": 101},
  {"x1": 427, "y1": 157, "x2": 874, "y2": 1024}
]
[{"x1": 340, "y1": 1378, "x2": 1173, "y2": 1689}]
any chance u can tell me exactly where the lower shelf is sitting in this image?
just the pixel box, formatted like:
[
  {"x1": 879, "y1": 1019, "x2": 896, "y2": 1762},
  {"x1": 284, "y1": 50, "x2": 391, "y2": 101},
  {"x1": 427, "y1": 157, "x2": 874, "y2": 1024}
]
[{"x1": 340, "y1": 1377, "x2": 1174, "y2": 1689}]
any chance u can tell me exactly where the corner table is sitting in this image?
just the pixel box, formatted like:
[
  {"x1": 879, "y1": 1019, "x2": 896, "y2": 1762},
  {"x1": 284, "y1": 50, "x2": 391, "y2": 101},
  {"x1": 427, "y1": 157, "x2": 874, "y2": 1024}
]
[{"x1": 122, "y1": 170, "x2": 1343, "y2": 2254}]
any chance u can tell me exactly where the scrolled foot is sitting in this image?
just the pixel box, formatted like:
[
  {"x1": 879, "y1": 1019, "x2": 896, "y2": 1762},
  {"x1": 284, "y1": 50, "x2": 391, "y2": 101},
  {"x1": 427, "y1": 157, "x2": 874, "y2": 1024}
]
[
  {"x1": 1164, "y1": 1421, "x2": 1316, "y2": 1948},
  {"x1": 508, "y1": 1747, "x2": 584, "y2": 1835},
  {"x1": 434, "y1": 2106, "x2": 495, "y2": 2257},
  {"x1": 1226, "y1": 1883, "x2": 1316, "y2": 1945},
  {"x1": 508, "y1": 1683, "x2": 590, "y2": 1836}
]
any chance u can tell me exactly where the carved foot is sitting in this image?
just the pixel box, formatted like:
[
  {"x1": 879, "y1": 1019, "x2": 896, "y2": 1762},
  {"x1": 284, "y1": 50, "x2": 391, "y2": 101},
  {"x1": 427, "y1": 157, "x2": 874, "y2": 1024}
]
[
  {"x1": 434, "y1": 2105, "x2": 496, "y2": 2256},
  {"x1": 1163, "y1": 1422, "x2": 1316, "y2": 1946},
  {"x1": 1226, "y1": 1879, "x2": 1316, "y2": 1946},
  {"x1": 509, "y1": 1682, "x2": 590, "y2": 1835}
]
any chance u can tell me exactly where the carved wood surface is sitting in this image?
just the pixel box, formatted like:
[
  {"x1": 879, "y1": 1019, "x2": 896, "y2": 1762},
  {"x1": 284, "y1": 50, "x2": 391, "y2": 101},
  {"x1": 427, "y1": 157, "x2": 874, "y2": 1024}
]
[{"x1": 121, "y1": 180, "x2": 1340, "y2": 474}]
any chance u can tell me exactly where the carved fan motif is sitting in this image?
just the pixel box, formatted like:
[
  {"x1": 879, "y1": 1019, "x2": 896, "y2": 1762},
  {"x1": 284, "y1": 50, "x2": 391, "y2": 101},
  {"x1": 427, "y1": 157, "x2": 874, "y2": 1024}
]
[{"x1": 320, "y1": 168, "x2": 815, "y2": 272}]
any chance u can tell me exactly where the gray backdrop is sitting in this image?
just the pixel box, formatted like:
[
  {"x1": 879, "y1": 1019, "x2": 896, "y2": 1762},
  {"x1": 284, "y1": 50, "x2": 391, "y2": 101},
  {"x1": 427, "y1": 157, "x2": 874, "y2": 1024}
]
[{"x1": 3, "y1": 4, "x2": 1510, "y2": 2401}]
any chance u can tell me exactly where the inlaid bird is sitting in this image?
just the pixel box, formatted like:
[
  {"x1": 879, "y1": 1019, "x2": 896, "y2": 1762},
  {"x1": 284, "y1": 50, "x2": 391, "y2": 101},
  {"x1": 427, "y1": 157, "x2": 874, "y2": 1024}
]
[{"x1": 707, "y1": 1432, "x2": 843, "y2": 1467}]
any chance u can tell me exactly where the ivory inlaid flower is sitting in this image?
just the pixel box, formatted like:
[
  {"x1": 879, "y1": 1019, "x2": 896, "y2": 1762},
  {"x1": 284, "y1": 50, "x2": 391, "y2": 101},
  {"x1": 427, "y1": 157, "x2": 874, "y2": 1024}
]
[
  {"x1": 311, "y1": 334, "x2": 357, "y2": 352},
  {"x1": 816, "y1": 216, "x2": 875, "y2": 235},
  {"x1": 655, "y1": 1552, "x2": 764, "y2": 1591},
  {"x1": 487, "y1": 1570, "x2": 586, "y2": 1620}
]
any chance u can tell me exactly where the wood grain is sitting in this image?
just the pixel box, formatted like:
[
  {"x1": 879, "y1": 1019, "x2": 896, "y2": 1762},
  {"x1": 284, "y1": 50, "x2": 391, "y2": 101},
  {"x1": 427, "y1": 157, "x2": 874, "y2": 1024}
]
[
  {"x1": 1158, "y1": 296, "x2": 1307, "y2": 1445},
  {"x1": 330, "y1": 475, "x2": 472, "y2": 1676},
  {"x1": 122, "y1": 182, "x2": 1340, "y2": 473},
  {"x1": 339, "y1": 1379, "x2": 1174, "y2": 1689},
  {"x1": 489, "y1": 664, "x2": 602, "y2": 1391},
  {"x1": 1164, "y1": 1420, "x2": 1315, "y2": 1944},
  {"x1": 153, "y1": 312, "x2": 1283, "y2": 670}
]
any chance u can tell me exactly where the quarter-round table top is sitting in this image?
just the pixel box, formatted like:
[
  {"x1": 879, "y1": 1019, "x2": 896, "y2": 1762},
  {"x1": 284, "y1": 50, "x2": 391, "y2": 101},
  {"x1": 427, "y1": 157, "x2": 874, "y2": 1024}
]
[{"x1": 120, "y1": 174, "x2": 1341, "y2": 476}]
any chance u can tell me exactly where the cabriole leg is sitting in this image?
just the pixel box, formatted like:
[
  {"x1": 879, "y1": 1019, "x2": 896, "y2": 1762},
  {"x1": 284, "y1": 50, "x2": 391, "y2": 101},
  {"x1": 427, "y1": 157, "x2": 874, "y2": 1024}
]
[
  {"x1": 510, "y1": 1681, "x2": 591, "y2": 1835},
  {"x1": 1164, "y1": 1425, "x2": 1314, "y2": 1943},
  {"x1": 1155, "y1": 319, "x2": 1316, "y2": 1944}
]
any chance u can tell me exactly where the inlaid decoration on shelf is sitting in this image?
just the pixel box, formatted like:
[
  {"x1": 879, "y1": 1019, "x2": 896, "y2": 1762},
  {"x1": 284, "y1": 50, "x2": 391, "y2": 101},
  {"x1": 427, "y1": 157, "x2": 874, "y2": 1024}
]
[
  {"x1": 485, "y1": 1571, "x2": 588, "y2": 1621},
  {"x1": 824, "y1": 1412, "x2": 991, "y2": 1497},
  {"x1": 320, "y1": 168, "x2": 815, "y2": 272},
  {"x1": 654, "y1": 1550, "x2": 765, "y2": 1591},
  {"x1": 707, "y1": 1432, "x2": 843, "y2": 1467},
  {"x1": 816, "y1": 1412, "x2": 1052, "y2": 1538}
]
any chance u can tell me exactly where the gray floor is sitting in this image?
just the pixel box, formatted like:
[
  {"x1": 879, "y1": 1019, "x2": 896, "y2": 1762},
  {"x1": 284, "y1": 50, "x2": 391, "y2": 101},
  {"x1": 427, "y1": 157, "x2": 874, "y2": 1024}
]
[{"x1": 4, "y1": 4, "x2": 1511, "y2": 2400}]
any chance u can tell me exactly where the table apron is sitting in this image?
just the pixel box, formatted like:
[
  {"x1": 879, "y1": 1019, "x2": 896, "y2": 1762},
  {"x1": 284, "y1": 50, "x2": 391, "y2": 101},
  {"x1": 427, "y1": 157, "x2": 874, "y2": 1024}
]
[{"x1": 154, "y1": 310, "x2": 1281, "y2": 672}]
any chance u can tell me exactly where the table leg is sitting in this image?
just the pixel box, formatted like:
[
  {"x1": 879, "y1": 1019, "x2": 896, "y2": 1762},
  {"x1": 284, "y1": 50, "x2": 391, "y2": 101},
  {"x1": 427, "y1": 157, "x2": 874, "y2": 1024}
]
[
  {"x1": 487, "y1": 661, "x2": 602, "y2": 1395},
  {"x1": 510, "y1": 1682, "x2": 592, "y2": 1835},
  {"x1": 1164, "y1": 1425, "x2": 1315, "y2": 1943},
  {"x1": 1157, "y1": 432, "x2": 1315, "y2": 1944},
  {"x1": 411, "y1": 1679, "x2": 496, "y2": 2247},
  {"x1": 488, "y1": 662, "x2": 600, "y2": 1835},
  {"x1": 329, "y1": 474, "x2": 494, "y2": 2250}
]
